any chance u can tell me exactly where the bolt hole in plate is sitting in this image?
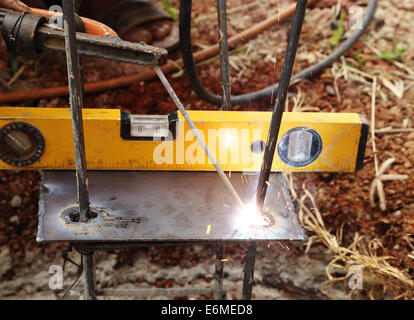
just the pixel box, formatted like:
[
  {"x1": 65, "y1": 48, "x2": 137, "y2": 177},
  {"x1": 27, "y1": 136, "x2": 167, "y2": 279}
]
[
  {"x1": 61, "y1": 207, "x2": 99, "y2": 223},
  {"x1": 37, "y1": 171, "x2": 305, "y2": 242}
]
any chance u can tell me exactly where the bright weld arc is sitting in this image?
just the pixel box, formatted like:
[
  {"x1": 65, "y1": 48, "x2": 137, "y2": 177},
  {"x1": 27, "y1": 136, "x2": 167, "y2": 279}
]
[
  {"x1": 235, "y1": 201, "x2": 269, "y2": 231},
  {"x1": 153, "y1": 66, "x2": 268, "y2": 229}
]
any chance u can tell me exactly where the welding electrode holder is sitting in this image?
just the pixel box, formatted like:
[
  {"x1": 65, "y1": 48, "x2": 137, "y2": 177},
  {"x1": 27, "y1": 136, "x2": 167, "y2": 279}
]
[
  {"x1": 0, "y1": 9, "x2": 45, "y2": 57},
  {"x1": 0, "y1": 8, "x2": 83, "y2": 57},
  {"x1": 0, "y1": 8, "x2": 166, "y2": 66}
]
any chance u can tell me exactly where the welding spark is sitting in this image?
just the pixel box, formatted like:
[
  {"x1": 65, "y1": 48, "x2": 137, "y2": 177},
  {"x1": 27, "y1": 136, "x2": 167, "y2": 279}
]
[
  {"x1": 206, "y1": 224, "x2": 212, "y2": 235},
  {"x1": 235, "y1": 201, "x2": 268, "y2": 232}
]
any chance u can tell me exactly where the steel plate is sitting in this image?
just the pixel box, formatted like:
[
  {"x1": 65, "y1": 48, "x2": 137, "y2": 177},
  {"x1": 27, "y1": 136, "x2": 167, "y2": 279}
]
[{"x1": 37, "y1": 171, "x2": 305, "y2": 242}]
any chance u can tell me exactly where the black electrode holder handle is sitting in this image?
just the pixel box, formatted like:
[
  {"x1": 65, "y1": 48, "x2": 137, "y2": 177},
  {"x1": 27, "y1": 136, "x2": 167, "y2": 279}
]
[
  {"x1": 0, "y1": 8, "x2": 45, "y2": 56},
  {"x1": 0, "y1": 8, "x2": 84, "y2": 57}
]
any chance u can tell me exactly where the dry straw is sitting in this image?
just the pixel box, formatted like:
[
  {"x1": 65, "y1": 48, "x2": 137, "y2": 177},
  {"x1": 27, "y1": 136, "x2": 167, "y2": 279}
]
[{"x1": 283, "y1": 172, "x2": 414, "y2": 299}]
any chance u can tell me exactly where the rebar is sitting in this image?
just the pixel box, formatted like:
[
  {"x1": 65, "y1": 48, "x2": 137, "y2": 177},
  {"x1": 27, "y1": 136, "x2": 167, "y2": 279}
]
[
  {"x1": 62, "y1": 0, "x2": 90, "y2": 222},
  {"x1": 217, "y1": 0, "x2": 231, "y2": 110},
  {"x1": 213, "y1": 243, "x2": 226, "y2": 300},
  {"x1": 256, "y1": 0, "x2": 308, "y2": 211},
  {"x1": 242, "y1": 241, "x2": 256, "y2": 300}
]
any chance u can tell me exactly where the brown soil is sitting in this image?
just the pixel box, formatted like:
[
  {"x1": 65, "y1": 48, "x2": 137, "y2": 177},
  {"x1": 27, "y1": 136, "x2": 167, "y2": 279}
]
[{"x1": 0, "y1": 0, "x2": 413, "y2": 299}]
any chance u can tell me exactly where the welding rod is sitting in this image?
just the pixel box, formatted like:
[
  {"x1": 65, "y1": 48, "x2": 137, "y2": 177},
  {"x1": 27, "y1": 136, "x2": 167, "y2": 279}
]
[
  {"x1": 217, "y1": 0, "x2": 231, "y2": 110},
  {"x1": 62, "y1": 0, "x2": 90, "y2": 222},
  {"x1": 255, "y1": 0, "x2": 308, "y2": 211},
  {"x1": 154, "y1": 66, "x2": 245, "y2": 211}
]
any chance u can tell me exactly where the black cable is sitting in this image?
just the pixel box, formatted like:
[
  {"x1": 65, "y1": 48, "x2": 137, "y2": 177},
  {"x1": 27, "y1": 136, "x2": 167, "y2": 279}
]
[{"x1": 179, "y1": 0, "x2": 377, "y2": 107}]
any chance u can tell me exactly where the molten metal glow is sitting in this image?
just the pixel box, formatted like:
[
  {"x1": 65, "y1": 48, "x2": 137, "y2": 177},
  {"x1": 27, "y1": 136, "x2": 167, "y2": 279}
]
[{"x1": 235, "y1": 202, "x2": 268, "y2": 231}]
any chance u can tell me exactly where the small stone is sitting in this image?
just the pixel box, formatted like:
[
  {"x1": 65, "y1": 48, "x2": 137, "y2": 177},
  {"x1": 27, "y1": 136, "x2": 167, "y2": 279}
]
[
  {"x1": 402, "y1": 118, "x2": 411, "y2": 128},
  {"x1": 394, "y1": 210, "x2": 402, "y2": 218},
  {"x1": 0, "y1": 248, "x2": 12, "y2": 278},
  {"x1": 407, "y1": 132, "x2": 414, "y2": 140},
  {"x1": 9, "y1": 215, "x2": 19, "y2": 225},
  {"x1": 325, "y1": 85, "x2": 335, "y2": 96},
  {"x1": 393, "y1": 244, "x2": 400, "y2": 250},
  {"x1": 404, "y1": 141, "x2": 414, "y2": 149},
  {"x1": 10, "y1": 195, "x2": 22, "y2": 208}
]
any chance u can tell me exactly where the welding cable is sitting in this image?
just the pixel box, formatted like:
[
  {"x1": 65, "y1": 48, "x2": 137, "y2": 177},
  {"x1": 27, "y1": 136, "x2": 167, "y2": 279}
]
[
  {"x1": 30, "y1": 8, "x2": 117, "y2": 37},
  {"x1": 179, "y1": 0, "x2": 377, "y2": 107},
  {"x1": 0, "y1": 0, "x2": 324, "y2": 103},
  {"x1": 0, "y1": 0, "x2": 376, "y2": 104}
]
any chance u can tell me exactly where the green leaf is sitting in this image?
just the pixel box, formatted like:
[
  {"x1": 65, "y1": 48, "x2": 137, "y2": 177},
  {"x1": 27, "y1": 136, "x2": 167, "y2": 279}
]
[
  {"x1": 330, "y1": 11, "x2": 345, "y2": 46},
  {"x1": 8, "y1": 54, "x2": 22, "y2": 75},
  {"x1": 352, "y1": 50, "x2": 365, "y2": 66},
  {"x1": 376, "y1": 46, "x2": 408, "y2": 61},
  {"x1": 160, "y1": 0, "x2": 178, "y2": 22}
]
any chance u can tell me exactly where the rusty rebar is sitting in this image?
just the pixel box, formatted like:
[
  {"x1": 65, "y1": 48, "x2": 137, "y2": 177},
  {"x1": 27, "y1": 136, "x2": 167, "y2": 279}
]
[
  {"x1": 62, "y1": 0, "x2": 90, "y2": 222},
  {"x1": 242, "y1": 241, "x2": 256, "y2": 300},
  {"x1": 256, "y1": 0, "x2": 308, "y2": 211},
  {"x1": 213, "y1": 243, "x2": 226, "y2": 300},
  {"x1": 217, "y1": 0, "x2": 231, "y2": 110}
]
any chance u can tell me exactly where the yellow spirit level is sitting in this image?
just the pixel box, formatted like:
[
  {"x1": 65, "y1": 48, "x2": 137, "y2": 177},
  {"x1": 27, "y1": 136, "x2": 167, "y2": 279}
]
[{"x1": 0, "y1": 107, "x2": 368, "y2": 172}]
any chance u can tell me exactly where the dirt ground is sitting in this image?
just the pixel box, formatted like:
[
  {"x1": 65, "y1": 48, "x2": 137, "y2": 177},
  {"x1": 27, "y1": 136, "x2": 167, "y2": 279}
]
[{"x1": 0, "y1": 0, "x2": 413, "y2": 300}]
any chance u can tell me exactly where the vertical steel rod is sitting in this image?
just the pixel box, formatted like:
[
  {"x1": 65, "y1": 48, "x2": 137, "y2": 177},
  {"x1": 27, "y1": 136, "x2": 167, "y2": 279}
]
[
  {"x1": 62, "y1": 0, "x2": 90, "y2": 222},
  {"x1": 213, "y1": 243, "x2": 226, "y2": 300},
  {"x1": 83, "y1": 251, "x2": 96, "y2": 300},
  {"x1": 242, "y1": 241, "x2": 256, "y2": 300},
  {"x1": 217, "y1": 0, "x2": 231, "y2": 110},
  {"x1": 216, "y1": 11, "x2": 233, "y2": 286},
  {"x1": 62, "y1": 0, "x2": 95, "y2": 300},
  {"x1": 256, "y1": 0, "x2": 308, "y2": 210}
]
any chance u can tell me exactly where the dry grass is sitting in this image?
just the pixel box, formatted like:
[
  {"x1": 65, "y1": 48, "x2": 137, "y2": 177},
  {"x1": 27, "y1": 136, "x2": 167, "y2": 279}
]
[
  {"x1": 281, "y1": 46, "x2": 414, "y2": 299},
  {"x1": 283, "y1": 171, "x2": 414, "y2": 299}
]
